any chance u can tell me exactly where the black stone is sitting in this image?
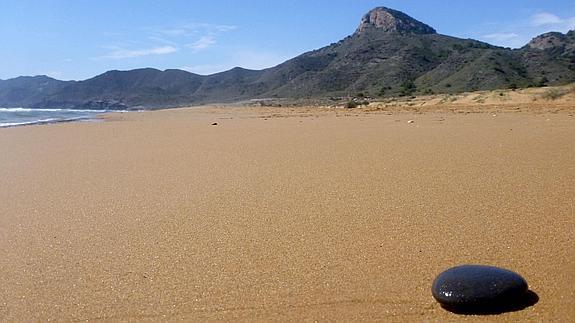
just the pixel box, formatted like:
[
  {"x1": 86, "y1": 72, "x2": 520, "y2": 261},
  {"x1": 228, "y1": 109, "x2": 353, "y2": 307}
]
[{"x1": 432, "y1": 265, "x2": 536, "y2": 314}]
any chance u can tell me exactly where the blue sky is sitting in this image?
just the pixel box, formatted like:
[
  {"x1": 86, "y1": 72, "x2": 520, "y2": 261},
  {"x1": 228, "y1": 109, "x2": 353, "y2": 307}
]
[{"x1": 1, "y1": 0, "x2": 574, "y2": 80}]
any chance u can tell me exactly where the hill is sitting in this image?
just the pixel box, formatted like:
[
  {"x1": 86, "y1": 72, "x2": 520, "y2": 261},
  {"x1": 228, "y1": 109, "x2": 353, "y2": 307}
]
[{"x1": 1, "y1": 7, "x2": 574, "y2": 109}]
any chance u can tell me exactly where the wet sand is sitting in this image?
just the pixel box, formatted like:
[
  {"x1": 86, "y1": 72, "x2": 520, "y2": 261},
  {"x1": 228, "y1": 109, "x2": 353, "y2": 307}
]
[{"x1": 0, "y1": 106, "x2": 574, "y2": 321}]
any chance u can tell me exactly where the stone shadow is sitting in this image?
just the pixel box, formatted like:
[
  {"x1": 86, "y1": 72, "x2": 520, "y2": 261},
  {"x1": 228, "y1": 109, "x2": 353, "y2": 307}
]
[{"x1": 441, "y1": 290, "x2": 539, "y2": 315}]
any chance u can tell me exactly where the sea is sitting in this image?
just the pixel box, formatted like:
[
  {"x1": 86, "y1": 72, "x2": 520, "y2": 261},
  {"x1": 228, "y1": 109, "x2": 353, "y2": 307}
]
[{"x1": 0, "y1": 108, "x2": 122, "y2": 128}]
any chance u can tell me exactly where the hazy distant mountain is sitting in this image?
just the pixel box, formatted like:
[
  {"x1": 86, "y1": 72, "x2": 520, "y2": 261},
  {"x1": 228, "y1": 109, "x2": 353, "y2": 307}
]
[
  {"x1": 38, "y1": 68, "x2": 205, "y2": 109},
  {"x1": 0, "y1": 76, "x2": 70, "y2": 108},
  {"x1": 1, "y1": 7, "x2": 574, "y2": 109}
]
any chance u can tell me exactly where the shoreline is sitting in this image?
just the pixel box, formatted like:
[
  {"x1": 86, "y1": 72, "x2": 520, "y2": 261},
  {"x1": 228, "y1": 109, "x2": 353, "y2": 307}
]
[
  {"x1": 0, "y1": 116, "x2": 100, "y2": 128},
  {"x1": 0, "y1": 109, "x2": 132, "y2": 129},
  {"x1": 2, "y1": 84, "x2": 574, "y2": 128}
]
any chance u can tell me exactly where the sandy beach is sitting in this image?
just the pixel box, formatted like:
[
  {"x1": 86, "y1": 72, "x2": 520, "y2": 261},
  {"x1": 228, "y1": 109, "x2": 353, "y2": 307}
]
[{"x1": 0, "y1": 104, "x2": 574, "y2": 321}]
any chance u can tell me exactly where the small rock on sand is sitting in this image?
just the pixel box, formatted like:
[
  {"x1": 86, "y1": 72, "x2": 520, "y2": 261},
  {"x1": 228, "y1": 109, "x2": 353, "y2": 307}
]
[{"x1": 432, "y1": 265, "x2": 531, "y2": 313}]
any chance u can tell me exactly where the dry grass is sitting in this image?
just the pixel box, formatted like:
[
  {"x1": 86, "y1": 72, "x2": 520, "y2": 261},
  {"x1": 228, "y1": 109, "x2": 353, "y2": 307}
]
[{"x1": 541, "y1": 88, "x2": 570, "y2": 100}]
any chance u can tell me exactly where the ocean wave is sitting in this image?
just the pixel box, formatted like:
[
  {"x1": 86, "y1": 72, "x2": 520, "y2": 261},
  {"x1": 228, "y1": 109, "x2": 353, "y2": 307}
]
[
  {"x1": 0, "y1": 107, "x2": 119, "y2": 113},
  {"x1": 0, "y1": 117, "x2": 93, "y2": 128},
  {"x1": 0, "y1": 118, "x2": 59, "y2": 127}
]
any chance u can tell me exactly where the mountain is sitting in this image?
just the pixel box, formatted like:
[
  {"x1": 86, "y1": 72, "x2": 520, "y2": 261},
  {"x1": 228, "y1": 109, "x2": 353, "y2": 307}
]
[
  {"x1": 1, "y1": 7, "x2": 574, "y2": 109},
  {"x1": 261, "y1": 8, "x2": 574, "y2": 97},
  {"x1": 0, "y1": 76, "x2": 70, "y2": 108},
  {"x1": 37, "y1": 68, "x2": 205, "y2": 109}
]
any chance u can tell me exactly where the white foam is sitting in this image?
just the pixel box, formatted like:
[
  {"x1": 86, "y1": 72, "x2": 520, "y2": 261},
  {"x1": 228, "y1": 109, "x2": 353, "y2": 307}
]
[
  {"x1": 0, "y1": 108, "x2": 62, "y2": 112},
  {"x1": 0, "y1": 116, "x2": 96, "y2": 128},
  {"x1": 0, "y1": 118, "x2": 59, "y2": 127},
  {"x1": 0, "y1": 108, "x2": 112, "y2": 113}
]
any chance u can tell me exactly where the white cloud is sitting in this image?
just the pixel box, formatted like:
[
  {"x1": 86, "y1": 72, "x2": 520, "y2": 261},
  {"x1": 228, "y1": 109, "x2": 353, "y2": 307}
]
[
  {"x1": 531, "y1": 12, "x2": 575, "y2": 31},
  {"x1": 147, "y1": 23, "x2": 237, "y2": 54},
  {"x1": 157, "y1": 28, "x2": 188, "y2": 36},
  {"x1": 182, "y1": 51, "x2": 294, "y2": 75},
  {"x1": 482, "y1": 33, "x2": 520, "y2": 42},
  {"x1": 99, "y1": 46, "x2": 177, "y2": 60},
  {"x1": 187, "y1": 36, "x2": 216, "y2": 52},
  {"x1": 180, "y1": 23, "x2": 237, "y2": 34},
  {"x1": 210, "y1": 24, "x2": 237, "y2": 33},
  {"x1": 152, "y1": 23, "x2": 237, "y2": 38},
  {"x1": 147, "y1": 36, "x2": 179, "y2": 46},
  {"x1": 97, "y1": 22, "x2": 237, "y2": 61},
  {"x1": 471, "y1": 11, "x2": 575, "y2": 48},
  {"x1": 531, "y1": 12, "x2": 563, "y2": 26}
]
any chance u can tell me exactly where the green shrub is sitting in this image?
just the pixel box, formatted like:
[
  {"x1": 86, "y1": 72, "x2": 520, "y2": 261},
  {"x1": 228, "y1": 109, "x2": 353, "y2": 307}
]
[
  {"x1": 379, "y1": 86, "x2": 392, "y2": 97},
  {"x1": 345, "y1": 100, "x2": 369, "y2": 108},
  {"x1": 536, "y1": 76, "x2": 549, "y2": 87},
  {"x1": 399, "y1": 81, "x2": 417, "y2": 97},
  {"x1": 345, "y1": 101, "x2": 359, "y2": 109}
]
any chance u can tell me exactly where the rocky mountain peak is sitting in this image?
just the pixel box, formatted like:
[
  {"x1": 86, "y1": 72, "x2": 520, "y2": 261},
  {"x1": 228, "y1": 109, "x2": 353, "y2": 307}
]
[
  {"x1": 528, "y1": 32, "x2": 568, "y2": 50},
  {"x1": 356, "y1": 7, "x2": 437, "y2": 35}
]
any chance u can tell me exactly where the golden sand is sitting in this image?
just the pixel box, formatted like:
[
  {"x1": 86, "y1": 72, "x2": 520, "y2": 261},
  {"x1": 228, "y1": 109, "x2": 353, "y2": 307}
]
[{"x1": 0, "y1": 105, "x2": 574, "y2": 321}]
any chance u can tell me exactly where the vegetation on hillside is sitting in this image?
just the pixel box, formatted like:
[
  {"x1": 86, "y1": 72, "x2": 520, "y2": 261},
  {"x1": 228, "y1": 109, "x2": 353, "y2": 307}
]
[{"x1": 1, "y1": 9, "x2": 574, "y2": 110}]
